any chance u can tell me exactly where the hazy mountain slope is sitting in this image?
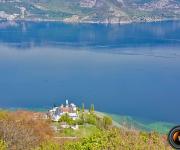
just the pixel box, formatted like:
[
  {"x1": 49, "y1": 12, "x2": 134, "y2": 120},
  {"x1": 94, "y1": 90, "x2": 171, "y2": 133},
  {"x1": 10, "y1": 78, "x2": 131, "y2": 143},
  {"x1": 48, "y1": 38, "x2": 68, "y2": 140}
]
[{"x1": 0, "y1": 0, "x2": 180, "y2": 23}]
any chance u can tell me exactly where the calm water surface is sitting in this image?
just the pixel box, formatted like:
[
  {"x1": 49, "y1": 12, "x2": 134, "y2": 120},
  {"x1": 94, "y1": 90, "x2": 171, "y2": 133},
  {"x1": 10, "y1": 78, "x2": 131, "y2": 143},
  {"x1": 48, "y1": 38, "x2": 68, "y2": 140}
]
[{"x1": 0, "y1": 21, "x2": 180, "y2": 123}]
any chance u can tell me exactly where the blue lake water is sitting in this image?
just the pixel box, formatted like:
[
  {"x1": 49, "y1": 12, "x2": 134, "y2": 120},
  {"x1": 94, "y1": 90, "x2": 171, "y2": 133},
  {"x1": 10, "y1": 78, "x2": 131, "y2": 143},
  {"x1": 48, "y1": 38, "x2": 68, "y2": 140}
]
[{"x1": 0, "y1": 21, "x2": 180, "y2": 123}]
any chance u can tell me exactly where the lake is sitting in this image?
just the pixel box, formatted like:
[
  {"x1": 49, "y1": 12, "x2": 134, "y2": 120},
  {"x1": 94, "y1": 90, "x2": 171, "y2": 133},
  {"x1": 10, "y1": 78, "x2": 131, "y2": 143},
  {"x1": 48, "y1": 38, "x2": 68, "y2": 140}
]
[{"x1": 0, "y1": 20, "x2": 180, "y2": 124}]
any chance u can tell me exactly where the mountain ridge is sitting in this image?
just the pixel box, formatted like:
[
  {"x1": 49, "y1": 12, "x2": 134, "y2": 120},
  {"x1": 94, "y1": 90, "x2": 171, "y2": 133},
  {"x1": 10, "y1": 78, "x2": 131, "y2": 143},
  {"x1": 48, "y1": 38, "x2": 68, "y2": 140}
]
[{"x1": 0, "y1": 0, "x2": 180, "y2": 23}]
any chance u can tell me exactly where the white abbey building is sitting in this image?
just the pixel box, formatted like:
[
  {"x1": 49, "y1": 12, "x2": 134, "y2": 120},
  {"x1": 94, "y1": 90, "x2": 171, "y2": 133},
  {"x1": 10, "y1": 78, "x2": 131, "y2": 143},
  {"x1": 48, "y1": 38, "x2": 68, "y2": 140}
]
[{"x1": 48, "y1": 100, "x2": 78, "y2": 122}]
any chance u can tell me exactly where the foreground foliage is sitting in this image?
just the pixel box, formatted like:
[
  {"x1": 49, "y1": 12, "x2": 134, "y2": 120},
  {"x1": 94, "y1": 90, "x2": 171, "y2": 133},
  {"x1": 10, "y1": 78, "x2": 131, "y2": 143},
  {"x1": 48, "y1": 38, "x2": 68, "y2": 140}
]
[{"x1": 63, "y1": 128, "x2": 171, "y2": 150}]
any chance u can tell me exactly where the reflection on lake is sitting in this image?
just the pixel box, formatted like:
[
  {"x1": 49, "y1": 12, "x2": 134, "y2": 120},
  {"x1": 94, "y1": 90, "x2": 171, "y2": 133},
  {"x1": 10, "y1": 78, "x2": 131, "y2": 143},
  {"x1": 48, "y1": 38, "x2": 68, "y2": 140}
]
[{"x1": 0, "y1": 21, "x2": 180, "y2": 123}]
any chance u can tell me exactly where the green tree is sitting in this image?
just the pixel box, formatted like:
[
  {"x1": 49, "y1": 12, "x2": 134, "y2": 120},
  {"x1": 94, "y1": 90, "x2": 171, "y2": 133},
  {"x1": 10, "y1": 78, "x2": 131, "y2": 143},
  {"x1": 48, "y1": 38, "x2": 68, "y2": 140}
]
[
  {"x1": 103, "y1": 116, "x2": 112, "y2": 129},
  {"x1": 89, "y1": 104, "x2": 95, "y2": 113},
  {"x1": 79, "y1": 113, "x2": 85, "y2": 124},
  {"x1": 59, "y1": 113, "x2": 75, "y2": 125},
  {"x1": 85, "y1": 114, "x2": 96, "y2": 125},
  {"x1": 75, "y1": 118, "x2": 83, "y2": 125},
  {"x1": 82, "y1": 103, "x2": 85, "y2": 113}
]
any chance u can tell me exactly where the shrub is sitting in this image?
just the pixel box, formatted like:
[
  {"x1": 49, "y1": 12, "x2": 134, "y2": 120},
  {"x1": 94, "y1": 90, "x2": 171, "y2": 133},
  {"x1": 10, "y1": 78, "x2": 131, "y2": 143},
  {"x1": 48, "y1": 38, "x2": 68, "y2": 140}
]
[
  {"x1": 103, "y1": 116, "x2": 112, "y2": 129},
  {"x1": 35, "y1": 141, "x2": 60, "y2": 150},
  {"x1": 85, "y1": 114, "x2": 96, "y2": 125},
  {"x1": 0, "y1": 111, "x2": 8, "y2": 121},
  {"x1": 63, "y1": 128, "x2": 171, "y2": 150},
  {"x1": 0, "y1": 111, "x2": 54, "y2": 150},
  {"x1": 0, "y1": 120, "x2": 41, "y2": 150},
  {"x1": 0, "y1": 139, "x2": 7, "y2": 150},
  {"x1": 63, "y1": 128, "x2": 121, "y2": 150}
]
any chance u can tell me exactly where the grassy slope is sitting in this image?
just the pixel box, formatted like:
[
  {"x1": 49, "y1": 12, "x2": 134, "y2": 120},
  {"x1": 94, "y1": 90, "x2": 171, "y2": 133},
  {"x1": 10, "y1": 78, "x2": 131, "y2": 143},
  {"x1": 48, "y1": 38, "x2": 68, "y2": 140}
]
[{"x1": 58, "y1": 125, "x2": 100, "y2": 138}]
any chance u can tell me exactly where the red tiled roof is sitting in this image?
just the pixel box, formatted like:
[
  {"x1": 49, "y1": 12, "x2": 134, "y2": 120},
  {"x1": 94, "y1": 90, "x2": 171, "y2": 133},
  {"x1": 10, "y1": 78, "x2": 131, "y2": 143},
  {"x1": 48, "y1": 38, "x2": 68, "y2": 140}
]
[{"x1": 60, "y1": 107, "x2": 73, "y2": 113}]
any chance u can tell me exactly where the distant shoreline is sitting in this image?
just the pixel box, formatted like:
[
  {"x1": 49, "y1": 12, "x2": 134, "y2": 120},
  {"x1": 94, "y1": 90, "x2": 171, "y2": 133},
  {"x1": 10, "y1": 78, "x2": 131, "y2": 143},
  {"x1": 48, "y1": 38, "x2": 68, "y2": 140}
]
[{"x1": 0, "y1": 18, "x2": 179, "y2": 25}]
